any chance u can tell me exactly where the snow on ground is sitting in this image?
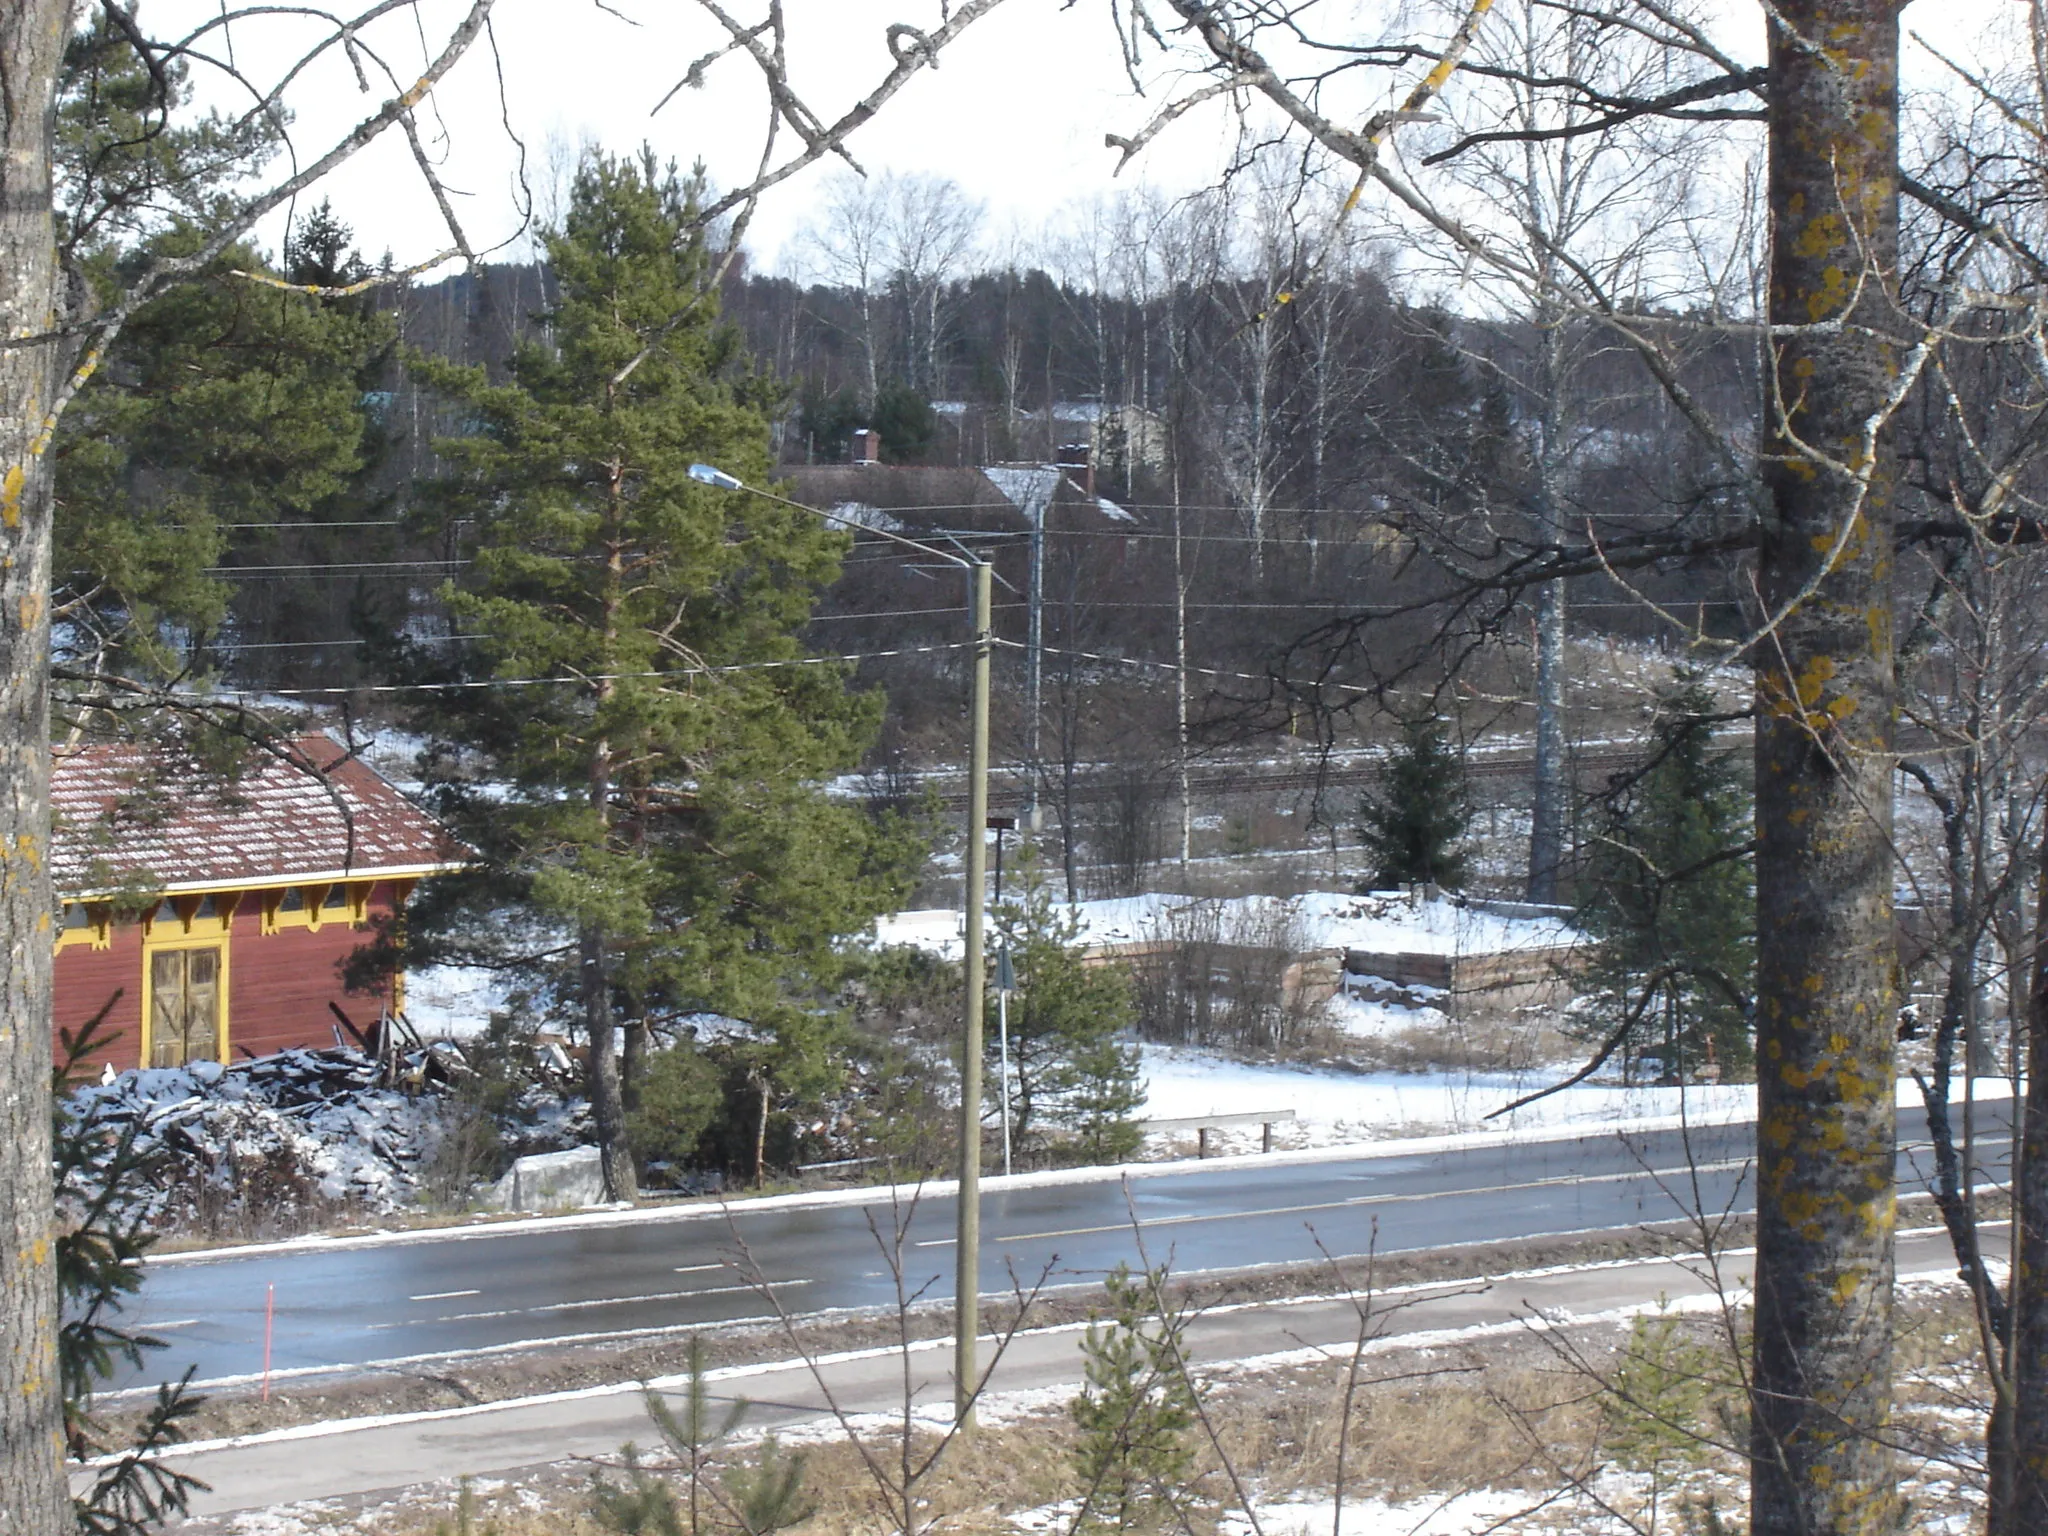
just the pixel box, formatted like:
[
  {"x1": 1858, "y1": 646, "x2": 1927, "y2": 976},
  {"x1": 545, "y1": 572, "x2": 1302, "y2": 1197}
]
[
  {"x1": 1323, "y1": 989, "x2": 1449, "y2": 1040},
  {"x1": 1233, "y1": 1492, "x2": 1556, "y2": 1536},
  {"x1": 403, "y1": 963, "x2": 512, "y2": 1039},
  {"x1": 1136, "y1": 1044, "x2": 1758, "y2": 1146},
  {"x1": 872, "y1": 890, "x2": 1579, "y2": 963},
  {"x1": 1137, "y1": 1043, "x2": 2010, "y2": 1153}
]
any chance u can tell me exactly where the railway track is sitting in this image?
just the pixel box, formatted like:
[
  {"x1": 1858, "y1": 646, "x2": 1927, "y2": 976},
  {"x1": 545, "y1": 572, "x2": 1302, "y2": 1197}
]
[
  {"x1": 924, "y1": 721, "x2": 1946, "y2": 811},
  {"x1": 931, "y1": 744, "x2": 1653, "y2": 812}
]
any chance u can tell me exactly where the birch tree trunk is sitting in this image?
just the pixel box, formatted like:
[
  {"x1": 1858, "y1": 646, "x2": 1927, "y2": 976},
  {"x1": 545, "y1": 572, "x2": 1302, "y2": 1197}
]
[
  {"x1": 1525, "y1": 286, "x2": 1568, "y2": 906},
  {"x1": 0, "y1": 5, "x2": 70, "y2": 1528},
  {"x1": 1749, "y1": 3, "x2": 1903, "y2": 1529},
  {"x1": 1173, "y1": 461, "x2": 1192, "y2": 867},
  {"x1": 1527, "y1": 576, "x2": 1567, "y2": 904}
]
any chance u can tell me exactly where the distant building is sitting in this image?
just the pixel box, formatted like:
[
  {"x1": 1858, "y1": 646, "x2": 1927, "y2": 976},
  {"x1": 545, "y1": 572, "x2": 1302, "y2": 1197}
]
[
  {"x1": 1047, "y1": 401, "x2": 1169, "y2": 473},
  {"x1": 918, "y1": 401, "x2": 1170, "y2": 474},
  {"x1": 51, "y1": 733, "x2": 466, "y2": 1072}
]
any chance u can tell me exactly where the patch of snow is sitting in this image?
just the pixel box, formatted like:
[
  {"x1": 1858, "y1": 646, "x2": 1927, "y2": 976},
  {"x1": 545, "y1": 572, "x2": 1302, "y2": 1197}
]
[
  {"x1": 873, "y1": 908, "x2": 962, "y2": 954},
  {"x1": 1238, "y1": 1492, "x2": 1546, "y2": 1536},
  {"x1": 404, "y1": 963, "x2": 510, "y2": 1039},
  {"x1": 673, "y1": 1012, "x2": 760, "y2": 1044},
  {"x1": 827, "y1": 500, "x2": 906, "y2": 534},
  {"x1": 1138, "y1": 1044, "x2": 2007, "y2": 1153},
  {"x1": 872, "y1": 890, "x2": 1580, "y2": 964},
  {"x1": 1140, "y1": 1044, "x2": 1743, "y2": 1145},
  {"x1": 1323, "y1": 992, "x2": 1449, "y2": 1041}
]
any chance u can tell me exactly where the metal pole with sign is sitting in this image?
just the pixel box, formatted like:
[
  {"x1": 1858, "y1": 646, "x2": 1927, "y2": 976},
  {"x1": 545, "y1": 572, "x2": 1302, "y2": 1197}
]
[{"x1": 994, "y1": 944, "x2": 1016, "y2": 1179}]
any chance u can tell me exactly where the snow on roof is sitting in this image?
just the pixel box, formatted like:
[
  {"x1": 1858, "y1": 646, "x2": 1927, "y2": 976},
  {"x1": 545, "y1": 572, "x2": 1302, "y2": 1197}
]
[
  {"x1": 978, "y1": 466, "x2": 1137, "y2": 526},
  {"x1": 52, "y1": 731, "x2": 467, "y2": 898},
  {"x1": 978, "y1": 465, "x2": 1063, "y2": 528},
  {"x1": 827, "y1": 500, "x2": 908, "y2": 534},
  {"x1": 1089, "y1": 494, "x2": 1136, "y2": 525}
]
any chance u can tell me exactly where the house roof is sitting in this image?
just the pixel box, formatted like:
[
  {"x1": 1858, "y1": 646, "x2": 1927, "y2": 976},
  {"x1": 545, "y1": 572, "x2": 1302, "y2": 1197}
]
[{"x1": 52, "y1": 732, "x2": 466, "y2": 899}]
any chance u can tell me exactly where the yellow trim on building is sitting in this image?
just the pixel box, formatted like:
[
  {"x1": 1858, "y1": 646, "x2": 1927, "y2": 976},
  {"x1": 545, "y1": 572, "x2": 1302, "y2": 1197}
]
[{"x1": 54, "y1": 902, "x2": 113, "y2": 953}]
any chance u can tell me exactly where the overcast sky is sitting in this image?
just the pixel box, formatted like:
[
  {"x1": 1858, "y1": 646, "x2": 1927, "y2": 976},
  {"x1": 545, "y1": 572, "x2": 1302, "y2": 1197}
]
[
  {"x1": 215, "y1": 0, "x2": 1245, "y2": 275},
  {"x1": 169, "y1": 0, "x2": 1995, "y2": 282}
]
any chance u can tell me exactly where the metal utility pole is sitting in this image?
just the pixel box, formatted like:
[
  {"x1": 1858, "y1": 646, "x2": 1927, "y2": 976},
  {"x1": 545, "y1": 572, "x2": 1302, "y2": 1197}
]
[
  {"x1": 687, "y1": 462, "x2": 993, "y2": 1429},
  {"x1": 956, "y1": 558, "x2": 991, "y2": 1425}
]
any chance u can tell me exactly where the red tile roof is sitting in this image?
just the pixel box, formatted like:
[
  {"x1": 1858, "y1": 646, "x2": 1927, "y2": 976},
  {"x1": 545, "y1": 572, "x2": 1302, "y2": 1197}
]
[{"x1": 52, "y1": 732, "x2": 465, "y2": 897}]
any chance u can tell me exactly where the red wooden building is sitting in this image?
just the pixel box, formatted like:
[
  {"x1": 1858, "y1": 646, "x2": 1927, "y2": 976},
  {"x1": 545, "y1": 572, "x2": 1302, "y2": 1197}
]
[{"x1": 51, "y1": 733, "x2": 466, "y2": 1072}]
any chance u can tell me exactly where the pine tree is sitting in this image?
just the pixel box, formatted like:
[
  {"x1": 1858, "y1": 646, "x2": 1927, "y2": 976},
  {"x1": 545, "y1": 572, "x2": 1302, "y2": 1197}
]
[
  {"x1": 1356, "y1": 714, "x2": 1470, "y2": 891},
  {"x1": 589, "y1": 1336, "x2": 812, "y2": 1536},
  {"x1": 1576, "y1": 669, "x2": 1753, "y2": 1079},
  {"x1": 1070, "y1": 1264, "x2": 1197, "y2": 1533},
  {"x1": 992, "y1": 849, "x2": 1145, "y2": 1163},
  {"x1": 405, "y1": 149, "x2": 920, "y2": 1199},
  {"x1": 50, "y1": 32, "x2": 388, "y2": 686}
]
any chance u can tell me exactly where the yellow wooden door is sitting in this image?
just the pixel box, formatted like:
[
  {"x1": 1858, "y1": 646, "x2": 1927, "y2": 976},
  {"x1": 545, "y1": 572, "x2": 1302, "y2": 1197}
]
[{"x1": 149, "y1": 948, "x2": 222, "y2": 1067}]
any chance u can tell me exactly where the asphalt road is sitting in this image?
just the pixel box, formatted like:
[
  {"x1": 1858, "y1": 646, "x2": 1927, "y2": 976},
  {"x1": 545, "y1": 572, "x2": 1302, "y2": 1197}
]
[
  {"x1": 125, "y1": 1100, "x2": 1999, "y2": 1395},
  {"x1": 162, "y1": 1225, "x2": 1991, "y2": 1518}
]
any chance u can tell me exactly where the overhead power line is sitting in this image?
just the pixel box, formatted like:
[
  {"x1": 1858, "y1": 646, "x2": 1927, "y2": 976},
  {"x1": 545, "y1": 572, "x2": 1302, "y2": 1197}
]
[
  {"x1": 201, "y1": 640, "x2": 977, "y2": 698},
  {"x1": 206, "y1": 559, "x2": 470, "y2": 576}
]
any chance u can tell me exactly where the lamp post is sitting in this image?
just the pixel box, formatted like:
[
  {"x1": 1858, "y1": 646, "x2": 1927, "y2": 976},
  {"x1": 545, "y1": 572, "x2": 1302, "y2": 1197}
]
[
  {"x1": 989, "y1": 815, "x2": 1016, "y2": 1181},
  {"x1": 994, "y1": 942, "x2": 1015, "y2": 1179},
  {"x1": 689, "y1": 462, "x2": 991, "y2": 1425}
]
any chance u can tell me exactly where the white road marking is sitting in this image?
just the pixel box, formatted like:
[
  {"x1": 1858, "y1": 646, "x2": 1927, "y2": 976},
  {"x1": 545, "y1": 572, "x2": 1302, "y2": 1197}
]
[
  {"x1": 918, "y1": 1157, "x2": 1757, "y2": 1247},
  {"x1": 365, "y1": 1279, "x2": 811, "y2": 1331},
  {"x1": 674, "y1": 1264, "x2": 724, "y2": 1274},
  {"x1": 410, "y1": 1289, "x2": 482, "y2": 1302},
  {"x1": 146, "y1": 1319, "x2": 200, "y2": 1330}
]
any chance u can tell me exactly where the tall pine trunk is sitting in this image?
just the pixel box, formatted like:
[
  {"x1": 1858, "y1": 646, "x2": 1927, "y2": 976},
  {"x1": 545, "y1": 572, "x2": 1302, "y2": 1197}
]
[
  {"x1": 583, "y1": 484, "x2": 635, "y2": 1204},
  {"x1": 580, "y1": 923, "x2": 633, "y2": 1202},
  {"x1": 1750, "y1": 3, "x2": 1902, "y2": 1530},
  {"x1": 0, "y1": 5, "x2": 71, "y2": 1527}
]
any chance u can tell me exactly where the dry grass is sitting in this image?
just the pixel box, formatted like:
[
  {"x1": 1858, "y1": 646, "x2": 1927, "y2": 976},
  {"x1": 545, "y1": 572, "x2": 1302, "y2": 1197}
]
[{"x1": 1310, "y1": 1008, "x2": 1581, "y2": 1077}]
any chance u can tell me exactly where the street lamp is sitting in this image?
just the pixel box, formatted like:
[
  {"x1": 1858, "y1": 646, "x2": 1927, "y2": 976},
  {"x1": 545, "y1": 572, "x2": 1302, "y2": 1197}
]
[
  {"x1": 993, "y1": 942, "x2": 1015, "y2": 1180},
  {"x1": 689, "y1": 462, "x2": 992, "y2": 1425},
  {"x1": 989, "y1": 815, "x2": 1017, "y2": 1182}
]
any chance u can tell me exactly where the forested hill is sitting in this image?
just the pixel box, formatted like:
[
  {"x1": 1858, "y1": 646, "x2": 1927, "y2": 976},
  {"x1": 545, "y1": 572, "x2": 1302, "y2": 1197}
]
[{"x1": 55, "y1": 219, "x2": 1753, "y2": 724}]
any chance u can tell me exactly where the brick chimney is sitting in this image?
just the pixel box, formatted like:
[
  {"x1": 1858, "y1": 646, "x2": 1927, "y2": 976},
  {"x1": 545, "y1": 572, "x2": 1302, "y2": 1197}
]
[
  {"x1": 1055, "y1": 441, "x2": 1093, "y2": 496},
  {"x1": 851, "y1": 427, "x2": 881, "y2": 466}
]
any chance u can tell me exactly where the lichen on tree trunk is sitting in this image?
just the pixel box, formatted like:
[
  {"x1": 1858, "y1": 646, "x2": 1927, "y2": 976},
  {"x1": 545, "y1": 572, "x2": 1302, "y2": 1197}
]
[
  {"x1": 1750, "y1": 3, "x2": 1904, "y2": 1532},
  {"x1": 0, "y1": 4, "x2": 72, "y2": 1530}
]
